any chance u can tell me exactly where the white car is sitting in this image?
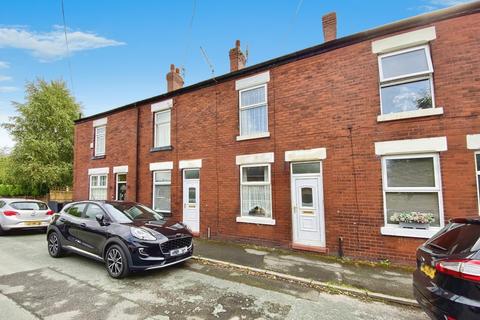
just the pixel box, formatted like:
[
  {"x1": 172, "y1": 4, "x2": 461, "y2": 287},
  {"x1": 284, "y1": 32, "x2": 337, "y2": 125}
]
[{"x1": 0, "y1": 198, "x2": 54, "y2": 234}]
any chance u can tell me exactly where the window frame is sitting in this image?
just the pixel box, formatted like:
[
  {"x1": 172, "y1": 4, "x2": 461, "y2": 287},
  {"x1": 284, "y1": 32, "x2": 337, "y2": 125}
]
[
  {"x1": 378, "y1": 45, "x2": 434, "y2": 82},
  {"x1": 153, "y1": 109, "x2": 171, "y2": 148},
  {"x1": 475, "y1": 152, "x2": 480, "y2": 215},
  {"x1": 290, "y1": 161, "x2": 322, "y2": 177},
  {"x1": 239, "y1": 163, "x2": 272, "y2": 218},
  {"x1": 152, "y1": 170, "x2": 172, "y2": 214},
  {"x1": 115, "y1": 173, "x2": 127, "y2": 201},
  {"x1": 89, "y1": 174, "x2": 108, "y2": 200},
  {"x1": 94, "y1": 125, "x2": 106, "y2": 157},
  {"x1": 381, "y1": 153, "x2": 444, "y2": 229},
  {"x1": 377, "y1": 45, "x2": 436, "y2": 116},
  {"x1": 238, "y1": 84, "x2": 269, "y2": 138}
]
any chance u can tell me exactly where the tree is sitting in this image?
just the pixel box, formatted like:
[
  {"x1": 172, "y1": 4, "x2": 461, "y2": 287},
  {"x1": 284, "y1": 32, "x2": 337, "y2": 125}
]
[{"x1": 2, "y1": 79, "x2": 81, "y2": 194}]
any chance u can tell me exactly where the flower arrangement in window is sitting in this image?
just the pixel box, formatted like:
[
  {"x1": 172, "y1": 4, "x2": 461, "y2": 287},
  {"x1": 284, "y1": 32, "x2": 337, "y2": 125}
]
[{"x1": 390, "y1": 211, "x2": 435, "y2": 229}]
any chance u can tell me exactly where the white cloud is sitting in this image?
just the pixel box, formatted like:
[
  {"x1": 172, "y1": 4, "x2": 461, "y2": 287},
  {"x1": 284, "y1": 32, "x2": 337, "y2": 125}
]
[
  {"x1": 0, "y1": 75, "x2": 12, "y2": 81},
  {"x1": 419, "y1": 0, "x2": 474, "y2": 11},
  {"x1": 0, "y1": 26, "x2": 125, "y2": 61},
  {"x1": 0, "y1": 113, "x2": 14, "y2": 148},
  {"x1": 0, "y1": 61, "x2": 9, "y2": 69},
  {"x1": 0, "y1": 86, "x2": 18, "y2": 93}
]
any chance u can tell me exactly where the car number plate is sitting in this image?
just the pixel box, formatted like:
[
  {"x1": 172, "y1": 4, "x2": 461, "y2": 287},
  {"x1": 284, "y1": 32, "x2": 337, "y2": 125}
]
[
  {"x1": 170, "y1": 246, "x2": 188, "y2": 256},
  {"x1": 420, "y1": 263, "x2": 436, "y2": 279},
  {"x1": 24, "y1": 221, "x2": 41, "y2": 226}
]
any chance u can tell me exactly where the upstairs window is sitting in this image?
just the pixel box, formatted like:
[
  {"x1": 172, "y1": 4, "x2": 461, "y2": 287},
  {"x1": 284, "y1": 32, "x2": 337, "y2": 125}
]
[
  {"x1": 378, "y1": 45, "x2": 434, "y2": 115},
  {"x1": 239, "y1": 84, "x2": 268, "y2": 137},
  {"x1": 154, "y1": 110, "x2": 171, "y2": 148},
  {"x1": 94, "y1": 126, "x2": 106, "y2": 157}
]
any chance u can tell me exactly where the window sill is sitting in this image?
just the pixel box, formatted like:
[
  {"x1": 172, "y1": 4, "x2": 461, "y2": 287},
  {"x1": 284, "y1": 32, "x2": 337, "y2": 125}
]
[
  {"x1": 380, "y1": 226, "x2": 440, "y2": 239},
  {"x1": 236, "y1": 132, "x2": 270, "y2": 141},
  {"x1": 377, "y1": 108, "x2": 443, "y2": 122},
  {"x1": 150, "y1": 146, "x2": 173, "y2": 153},
  {"x1": 91, "y1": 155, "x2": 106, "y2": 160},
  {"x1": 236, "y1": 216, "x2": 276, "y2": 225}
]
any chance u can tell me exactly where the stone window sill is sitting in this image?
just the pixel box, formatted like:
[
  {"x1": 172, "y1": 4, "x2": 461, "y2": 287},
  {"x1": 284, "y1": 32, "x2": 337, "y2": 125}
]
[
  {"x1": 236, "y1": 132, "x2": 270, "y2": 141},
  {"x1": 380, "y1": 226, "x2": 441, "y2": 239},
  {"x1": 236, "y1": 216, "x2": 276, "y2": 225},
  {"x1": 150, "y1": 146, "x2": 173, "y2": 153},
  {"x1": 377, "y1": 107, "x2": 443, "y2": 122},
  {"x1": 91, "y1": 155, "x2": 106, "y2": 160}
]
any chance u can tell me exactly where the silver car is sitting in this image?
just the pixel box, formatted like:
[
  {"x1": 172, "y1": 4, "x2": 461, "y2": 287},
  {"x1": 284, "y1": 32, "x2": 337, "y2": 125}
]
[{"x1": 0, "y1": 198, "x2": 54, "y2": 234}]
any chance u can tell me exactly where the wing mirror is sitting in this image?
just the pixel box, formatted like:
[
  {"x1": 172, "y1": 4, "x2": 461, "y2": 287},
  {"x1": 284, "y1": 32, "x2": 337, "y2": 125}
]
[{"x1": 96, "y1": 213, "x2": 107, "y2": 226}]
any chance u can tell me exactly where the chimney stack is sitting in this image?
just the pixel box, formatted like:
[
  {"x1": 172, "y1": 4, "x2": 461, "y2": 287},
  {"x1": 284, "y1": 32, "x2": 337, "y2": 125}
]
[
  {"x1": 229, "y1": 40, "x2": 246, "y2": 72},
  {"x1": 166, "y1": 64, "x2": 184, "y2": 92},
  {"x1": 322, "y1": 12, "x2": 337, "y2": 42}
]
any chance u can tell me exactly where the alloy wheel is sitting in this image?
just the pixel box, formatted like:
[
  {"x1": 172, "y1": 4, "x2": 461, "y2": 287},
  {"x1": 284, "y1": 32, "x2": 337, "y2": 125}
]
[
  {"x1": 107, "y1": 248, "x2": 123, "y2": 276},
  {"x1": 48, "y1": 233, "x2": 59, "y2": 256}
]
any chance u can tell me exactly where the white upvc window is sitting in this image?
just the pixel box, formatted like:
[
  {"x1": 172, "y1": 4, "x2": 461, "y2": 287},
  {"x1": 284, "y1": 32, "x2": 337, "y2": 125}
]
[
  {"x1": 116, "y1": 173, "x2": 127, "y2": 201},
  {"x1": 475, "y1": 152, "x2": 480, "y2": 214},
  {"x1": 381, "y1": 153, "x2": 444, "y2": 237},
  {"x1": 378, "y1": 45, "x2": 435, "y2": 116},
  {"x1": 240, "y1": 164, "x2": 272, "y2": 219},
  {"x1": 94, "y1": 126, "x2": 106, "y2": 156},
  {"x1": 153, "y1": 170, "x2": 171, "y2": 213},
  {"x1": 154, "y1": 110, "x2": 171, "y2": 148},
  {"x1": 238, "y1": 84, "x2": 268, "y2": 138},
  {"x1": 89, "y1": 174, "x2": 108, "y2": 200}
]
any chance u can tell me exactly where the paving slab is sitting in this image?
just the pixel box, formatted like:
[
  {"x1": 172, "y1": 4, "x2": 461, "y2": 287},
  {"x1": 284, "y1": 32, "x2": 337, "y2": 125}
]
[{"x1": 194, "y1": 238, "x2": 415, "y2": 300}]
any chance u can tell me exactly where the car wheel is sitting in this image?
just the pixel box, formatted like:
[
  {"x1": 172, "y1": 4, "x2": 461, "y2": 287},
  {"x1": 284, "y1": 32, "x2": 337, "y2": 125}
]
[
  {"x1": 105, "y1": 245, "x2": 130, "y2": 279},
  {"x1": 0, "y1": 224, "x2": 6, "y2": 236},
  {"x1": 47, "y1": 232, "x2": 63, "y2": 257}
]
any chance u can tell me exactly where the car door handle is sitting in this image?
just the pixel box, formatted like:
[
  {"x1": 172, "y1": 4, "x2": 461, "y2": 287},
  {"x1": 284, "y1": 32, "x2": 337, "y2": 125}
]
[
  {"x1": 60, "y1": 217, "x2": 66, "y2": 222},
  {"x1": 80, "y1": 223, "x2": 87, "y2": 228}
]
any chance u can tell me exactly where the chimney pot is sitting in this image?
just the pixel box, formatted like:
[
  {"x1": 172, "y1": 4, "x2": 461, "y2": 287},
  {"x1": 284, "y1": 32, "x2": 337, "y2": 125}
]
[
  {"x1": 229, "y1": 40, "x2": 246, "y2": 72},
  {"x1": 166, "y1": 64, "x2": 184, "y2": 92},
  {"x1": 322, "y1": 12, "x2": 337, "y2": 42}
]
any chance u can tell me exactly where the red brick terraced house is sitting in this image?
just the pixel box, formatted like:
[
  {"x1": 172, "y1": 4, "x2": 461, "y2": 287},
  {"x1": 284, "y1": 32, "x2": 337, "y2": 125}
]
[{"x1": 73, "y1": 3, "x2": 480, "y2": 264}]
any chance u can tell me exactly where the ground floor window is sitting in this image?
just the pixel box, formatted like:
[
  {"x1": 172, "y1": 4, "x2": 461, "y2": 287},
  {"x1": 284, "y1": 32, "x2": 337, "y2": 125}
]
[
  {"x1": 475, "y1": 152, "x2": 480, "y2": 212},
  {"x1": 153, "y1": 170, "x2": 171, "y2": 213},
  {"x1": 382, "y1": 154, "x2": 443, "y2": 228},
  {"x1": 89, "y1": 174, "x2": 108, "y2": 200},
  {"x1": 116, "y1": 173, "x2": 127, "y2": 201},
  {"x1": 240, "y1": 164, "x2": 272, "y2": 218}
]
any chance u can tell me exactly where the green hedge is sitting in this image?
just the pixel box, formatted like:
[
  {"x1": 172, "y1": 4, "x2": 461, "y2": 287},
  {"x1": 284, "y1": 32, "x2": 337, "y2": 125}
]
[{"x1": 0, "y1": 184, "x2": 46, "y2": 197}]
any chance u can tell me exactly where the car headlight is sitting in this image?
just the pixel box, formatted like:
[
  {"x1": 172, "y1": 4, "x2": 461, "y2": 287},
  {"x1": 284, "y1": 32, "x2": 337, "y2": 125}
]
[{"x1": 130, "y1": 227, "x2": 156, "y2": 241}]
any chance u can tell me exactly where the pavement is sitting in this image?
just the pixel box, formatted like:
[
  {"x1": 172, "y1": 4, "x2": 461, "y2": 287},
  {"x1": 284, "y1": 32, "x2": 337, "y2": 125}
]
[
  {"x1": 0, "y1": 230, "x2": 427, "y2": 319},
  {"x1": 194, "y1": 238, "x2": 415, "y2": 301}
]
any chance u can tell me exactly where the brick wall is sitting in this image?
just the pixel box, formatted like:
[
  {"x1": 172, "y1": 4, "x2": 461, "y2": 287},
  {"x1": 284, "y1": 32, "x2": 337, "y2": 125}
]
[{"x1": 73, "y1": 13, "x2": 480, "y2": 264}]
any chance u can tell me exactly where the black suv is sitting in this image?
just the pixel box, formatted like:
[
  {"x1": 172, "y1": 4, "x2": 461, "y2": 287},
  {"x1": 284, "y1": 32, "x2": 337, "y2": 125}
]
[
  {"x1": 46, "y1": 201, "x2": 193, "y2": 278},
  {"x1": 413, "y1": 218, "x2": 480, "y2": 319}
]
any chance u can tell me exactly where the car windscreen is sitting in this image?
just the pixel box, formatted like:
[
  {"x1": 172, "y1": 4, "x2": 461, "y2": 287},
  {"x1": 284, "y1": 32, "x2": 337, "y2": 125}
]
[
  {"x1": 426, "y1": 222, "x2": 480, "y2": 255},
  {"x1": 104, "y1": 203, "x2": 164, "y2": 223},
  {"x1": 10, "y1": 201, "x2": 48, "y2": 210}
]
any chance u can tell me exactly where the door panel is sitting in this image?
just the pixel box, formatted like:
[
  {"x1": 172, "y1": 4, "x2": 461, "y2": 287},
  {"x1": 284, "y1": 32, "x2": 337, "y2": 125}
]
[
  {"x1": 292, "y1": 175, "x2": 325, "y2": 247},
  {"x1": 75, "y1": 204, "x2": 108, "y2": 256},
  {"x1": 183, "y1": 170, "x2": 200, "y2": 233}
]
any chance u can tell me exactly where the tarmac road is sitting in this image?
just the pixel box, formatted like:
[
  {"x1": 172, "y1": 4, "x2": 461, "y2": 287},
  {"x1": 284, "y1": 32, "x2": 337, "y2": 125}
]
[{"x1": 0, "y1": 231, "x2": 428, "y2": 320}]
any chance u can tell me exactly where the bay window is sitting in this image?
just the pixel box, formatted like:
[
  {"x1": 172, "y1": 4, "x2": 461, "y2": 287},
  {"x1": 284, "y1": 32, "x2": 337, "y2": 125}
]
[
  {"x1": 240, "y1": 164, "x2": 272, "y2": 218},
  {"x1": 378, "y1": 45, "x2": 435, "y2": 115},
  {"x1": 153, "y1": 170, "x2": 171, "y2": 213},
  {"x1": 89, "y1": 174, "x2": 108, "y2": 200}
]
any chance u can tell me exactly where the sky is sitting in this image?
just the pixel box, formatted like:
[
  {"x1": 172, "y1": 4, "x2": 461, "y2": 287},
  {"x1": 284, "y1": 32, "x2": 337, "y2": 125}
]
[{"x1": 0, "y1": 0, "x2": 474, "y2": 148}]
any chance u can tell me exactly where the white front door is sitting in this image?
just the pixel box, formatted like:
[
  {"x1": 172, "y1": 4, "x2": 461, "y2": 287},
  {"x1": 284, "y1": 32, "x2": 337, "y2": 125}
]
[
  {"x1": 182, "y1": 169, "x2": 200, "y2": 234},
  {"x1": 291, "y1": 163, "x2": 325, "y2": 247}
]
